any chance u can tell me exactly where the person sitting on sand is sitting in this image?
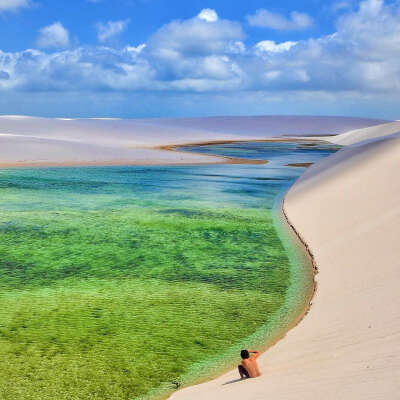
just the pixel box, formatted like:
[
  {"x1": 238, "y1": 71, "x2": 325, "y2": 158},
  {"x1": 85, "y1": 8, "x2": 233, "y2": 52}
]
[{"x1": 238, "y1": 349, "x2": 261, "y2": 379}]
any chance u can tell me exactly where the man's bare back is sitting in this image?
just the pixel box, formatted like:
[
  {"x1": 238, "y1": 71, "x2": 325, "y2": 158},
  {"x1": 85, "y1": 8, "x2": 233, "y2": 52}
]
[{"x1": 238, "y1": 349, "x2": 261, "y2": 378}]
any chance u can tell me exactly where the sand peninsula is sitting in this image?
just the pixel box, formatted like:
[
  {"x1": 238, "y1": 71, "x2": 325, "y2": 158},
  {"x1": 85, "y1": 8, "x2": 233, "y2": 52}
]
[{"x1": 0, "y1": 115, "x2": 399, "y2": 399}]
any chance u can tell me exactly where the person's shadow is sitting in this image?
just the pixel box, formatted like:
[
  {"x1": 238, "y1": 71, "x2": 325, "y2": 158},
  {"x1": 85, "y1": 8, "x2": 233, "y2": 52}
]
[{"x1": 223, "y1": 378, "x2": 248, "y2": 385}]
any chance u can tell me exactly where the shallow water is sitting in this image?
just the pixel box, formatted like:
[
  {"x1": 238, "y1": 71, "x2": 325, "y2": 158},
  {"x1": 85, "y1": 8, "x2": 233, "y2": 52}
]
[{"x1": 0, "y1": 141, "x2": 339, "y2": 399}]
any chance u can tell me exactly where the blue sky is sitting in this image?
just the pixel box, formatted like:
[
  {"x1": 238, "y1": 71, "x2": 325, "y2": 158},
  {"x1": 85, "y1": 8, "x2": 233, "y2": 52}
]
[
  {"x1": 0, "y1": 0, "x2": 399, "y2": 119},
  {"x1": 0, "y1": 0, "x2": 340, "y2": 51}
]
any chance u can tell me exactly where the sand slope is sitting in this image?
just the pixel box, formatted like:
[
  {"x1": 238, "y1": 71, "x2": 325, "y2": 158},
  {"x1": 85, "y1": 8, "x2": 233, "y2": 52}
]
[
  {"x1": 0, "y1": 135, "x2": 230, "y2": 167},
  {"x1": 327, "y1": 121, "x2": 400, "y2": 145},
  {"x1": 170, "y1": 130, "x2": 400, "y2": 399}
]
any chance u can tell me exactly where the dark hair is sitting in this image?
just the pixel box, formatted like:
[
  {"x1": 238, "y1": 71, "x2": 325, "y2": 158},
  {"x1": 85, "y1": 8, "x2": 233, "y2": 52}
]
[{"x1": 240, "y1": 349, "x2": 250, "y2": 359}]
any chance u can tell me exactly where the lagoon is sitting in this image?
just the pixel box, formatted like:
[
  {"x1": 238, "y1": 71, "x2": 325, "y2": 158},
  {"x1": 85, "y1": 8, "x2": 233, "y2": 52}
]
[{"x1": 0, "y1": 141, "x2": 339, "y2": 399}]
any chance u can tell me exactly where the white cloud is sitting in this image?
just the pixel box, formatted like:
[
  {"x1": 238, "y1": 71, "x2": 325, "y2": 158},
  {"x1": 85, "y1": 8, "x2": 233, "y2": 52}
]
[
  {"x1": 332, "y1": 1, "x2": 355, "y2": 12},
  {"x1": 1, "y1": 0, "x2": 400, "y2": 99},
  {"x1": 264, "y1": 70, "x2": 281, "y2": 80},
  {"x1": 247, "y1": 9, "x2": 313, "y2": 30},
  {"x1": 126, "y1": 44, "x2": 146, "y2": 54},
  {"x1": 255, "y1": 40, "x2": 297, "y2": 54},
  {"x1": 197, "y1": 8, "x2": 218, "y2": 23},
  {"x1": 252, "y1": 0, "x2": 400, "y2": 92},
  {"x1": 0, "y1": 0, "x2": 30, "y2": 12},
  {"x1": 143, "y1": 13, "x2": 245, "y2": 87},
  {"x1": 227, "y1": 41, "x2": 246, "y2": 54},
  {"x1": 36, "y1": 22, "x2": 70, "y2": 49},
  {"x1": 146, "y1": 14, "x2": 244, "y2": 57},
  {"x1": 96, "y1": 19, "x2": 130, "y2": 42},
  {"x1": 359, "y1": 0, "x2": 383, "y2": 15}
]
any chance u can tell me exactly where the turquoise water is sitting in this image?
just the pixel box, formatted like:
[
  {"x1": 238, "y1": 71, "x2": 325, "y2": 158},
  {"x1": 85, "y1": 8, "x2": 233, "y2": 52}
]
[
  {"x1": 0, "y1": 141, "x2": 340, "y2": 399},
  {"x1": 0, "y1": 141, "x2": 339, "y2": 214}
]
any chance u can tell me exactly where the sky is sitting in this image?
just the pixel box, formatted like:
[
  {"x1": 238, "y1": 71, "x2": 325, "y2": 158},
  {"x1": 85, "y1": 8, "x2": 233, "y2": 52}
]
[{"x1": 0, "y1": 0, "x2": 399, "y2": 119}]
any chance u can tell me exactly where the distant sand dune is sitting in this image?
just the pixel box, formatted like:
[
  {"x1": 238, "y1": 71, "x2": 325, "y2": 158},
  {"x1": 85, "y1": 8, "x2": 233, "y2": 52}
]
[
  {"x1": 0, "y1": 115, "x2": 386, "y2": 167},
  {"x1": 327, "y1": 121, "x2": 400, "y2": 145}
]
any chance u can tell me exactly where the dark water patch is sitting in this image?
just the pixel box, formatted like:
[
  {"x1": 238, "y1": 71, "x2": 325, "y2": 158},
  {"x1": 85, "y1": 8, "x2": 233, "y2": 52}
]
[
  {"x1": 286, "y1": 163, "x2": 314, "y2": 168},
  {"x1": 159, "y1": 209, "x2": 204, "y2": 217},
  {"x1": 254, "y1": 177, "x2": 286, "y2": 181}
]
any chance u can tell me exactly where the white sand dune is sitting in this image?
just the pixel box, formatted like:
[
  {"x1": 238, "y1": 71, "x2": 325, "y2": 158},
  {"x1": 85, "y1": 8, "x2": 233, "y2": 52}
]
[
  {"x1": 0, "y1": 115, "x2": 385, "y2": 167},
  {"x1": 140, "y1": 115, "x2": 386, "y2": 137},
  {"x1": 327, "y1": 121, "x2": 400, "y2": 145},
  {"x1": 0, "y1": 135, "x2": 228, "y2": 166},
  {"x1": 170, "y1": 126, "x2": 400, "y2": 399}
]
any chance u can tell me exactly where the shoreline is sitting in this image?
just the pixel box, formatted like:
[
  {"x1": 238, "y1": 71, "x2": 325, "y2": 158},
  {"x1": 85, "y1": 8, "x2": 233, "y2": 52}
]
[
  {"x1": 0, "y1": 139, "x2": 322, "y2": 400},
  {"x1": 155, "y1": 144, "x2": 270, "y2": 165},
  {"x1": 165, "y1": 178, "x2": 320, "y2": 400},
  {"x1": 0, "y1": 137, "x2": 323, "y2": 400},
  {"x1": 155, "y1": 137, "x2": 326, "y2": 150},
  {"x1": 0, "y1": 155, "x2": 266, "y2": 169},
  {"x1": 0, "y1": 143, "x2": 272, "y2": 169},
  {"x1": 0, "y1": 138, "x2": 329, "y2": 169},
  {"x1": 0, "y1": 135, "x2": 337, "y2": 400},
  {"x1": 0, "y1": 138, "x2": 324, "y2": 400},
  {"x1": 169, "y1": 125, "x2": 400, "y2": 400}
]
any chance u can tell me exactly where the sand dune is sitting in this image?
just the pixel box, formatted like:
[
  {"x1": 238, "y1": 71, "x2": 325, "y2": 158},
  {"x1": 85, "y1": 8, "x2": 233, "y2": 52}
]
[
  {"x1": 169, "y1": 126, "x2": 400, "y2": 399},
  {"x1": 0, "y1": 115, "x2": 385, "y2": 167},
  {"x1": 140, "y1": 115, "x2": 386, "y2": 137},
  {"x1": 327, "y1": 121, "x2": 400, "y2": 145},
  {"x1": 0, "y1": 135, "x2": 231, "y2": 167}
]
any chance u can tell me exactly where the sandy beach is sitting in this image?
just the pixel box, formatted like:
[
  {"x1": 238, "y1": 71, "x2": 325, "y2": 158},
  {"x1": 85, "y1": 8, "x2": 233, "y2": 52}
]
[
  {"x1": 168, "y1": 123, "x2": 400, "y2": 399},
  {"x1": 1, "y1": 115, "x2": 399, "y2": 399}
]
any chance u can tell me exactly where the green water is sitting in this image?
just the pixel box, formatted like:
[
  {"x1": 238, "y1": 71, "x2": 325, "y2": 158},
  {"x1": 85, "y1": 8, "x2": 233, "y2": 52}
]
[{"x1": 0, "y1": 141, "x2": 339, "y2": 399}]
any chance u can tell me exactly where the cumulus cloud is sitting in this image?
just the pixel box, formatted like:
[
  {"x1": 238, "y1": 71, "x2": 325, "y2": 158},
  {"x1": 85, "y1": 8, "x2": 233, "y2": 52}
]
[
  {"x1": 252, "y1": 0, "x2": 400, "y2": 92},
  {"x1": 141, "y1": 12, "x2": 245, "y2": 89},
  {"x1": 254, "y1": 40, "x2": 297, "y2": 54},
  {"x1": 0, "y1": 0, "x2": 30, "y2": 12},
  {"x1": 146, "y1": 14, "x2": 244, "y2": 56},
  {"x1": 36, "y1": 22, "x2": 70, "y2": 49},
  {"x1": 0, "y1": 0, "x2": 400, "y2": 98},
  {"x1": 125, "y1": 44, "x2": 146, "y2": 54},
  {"x1": 96, "y1": 19, "x2": 130, "y2": 42},
  {"x1": 0, "y1": 46, "x2": 153, "y2": 92},
  {"x1": 247, "y1": 9, "x2": 313, "y2": 30},
  {"x1": 197, "y1": 8, "x2": 218, "y2": 22}
]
